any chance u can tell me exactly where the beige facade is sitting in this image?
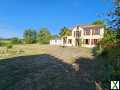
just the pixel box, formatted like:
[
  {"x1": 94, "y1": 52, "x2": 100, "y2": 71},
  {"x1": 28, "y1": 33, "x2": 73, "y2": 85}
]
[{"x1": 63, "y1": 25, "x2": 104, "y2": 48}]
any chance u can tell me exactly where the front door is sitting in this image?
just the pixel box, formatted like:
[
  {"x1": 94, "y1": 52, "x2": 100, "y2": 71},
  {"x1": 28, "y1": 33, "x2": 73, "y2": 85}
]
[{"x1": 75, "y1": 39, "x2": 81, "y2": 46}]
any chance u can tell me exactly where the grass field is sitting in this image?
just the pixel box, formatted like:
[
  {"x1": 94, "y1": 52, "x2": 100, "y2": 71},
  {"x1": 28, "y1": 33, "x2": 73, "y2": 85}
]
[
  {"x1": 0, "y1": 44, "x2": 93, "y2": 63},
  {"x1": 0, "y1": 44, "x2": 96, "y2": 90}
]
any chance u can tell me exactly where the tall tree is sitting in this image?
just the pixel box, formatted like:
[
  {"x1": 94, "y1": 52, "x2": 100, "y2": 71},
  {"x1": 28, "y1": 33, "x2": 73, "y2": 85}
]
[
  {"x1": 37, "y1": 28, "x2": 51, "y2": 44},
  {"x1": 108, "y1": 0, "x2": 120, "y2": 47},
  {"x1": 23, "y1": 29, "x2": 37, "y2": 44},
  {"x1": 59, "y1": 27, "x2": 71, "y2": 38}
]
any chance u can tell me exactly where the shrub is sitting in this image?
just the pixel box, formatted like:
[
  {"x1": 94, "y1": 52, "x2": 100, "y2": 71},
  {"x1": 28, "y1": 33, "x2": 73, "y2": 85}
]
[
  {"x1": 94, "y1": 48, "x2": 120, "y2": 89},
  {"x1": 61, "y1": 46, "x2": 66, "y2": 48},
  {"x1": 93, "y1": 43, "x2": 104, "y2": 56},
  {"x1": 94, "y1": 53, "x2": 112, "y2": 90},
  {"x1": 6, "y1": 44, "x2": 13, "y2": 49},
  {"x1": 107, "y1": 48, "x2": 120, "y2": 80}
]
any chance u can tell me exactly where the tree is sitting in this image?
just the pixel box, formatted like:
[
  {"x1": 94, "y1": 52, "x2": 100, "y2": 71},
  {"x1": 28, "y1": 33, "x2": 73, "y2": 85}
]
[
  {"x1": 23, "y1": 29, "x2": 37, "y2": 44},
  {"x1": 100, "y1": 28, "x2": 117, "y2": 48},
  {"x1": 11, "y1": 37, "x2": 21, "y2": 44},
  {"x1": 107, "y1": 0, "x2": 120, "y2": 79},
  {"x1": 108, "y1": 0, "x2": 120, "y2": 47},
  {"x1": 37, "y1": 28, "x2": 51, "y2": 44},
  {"x1": 59, "y1": 27, "x2": 71, "y2": 38},
  {"x1": 95, "y1": 1, "x2": 120, "y2": 89},
  {"x1": 93, "y1": 19, "x2": 118, "y2": 48},
  {"x1": 92, "y1": 20, "x2": 105, "y2": 26}
]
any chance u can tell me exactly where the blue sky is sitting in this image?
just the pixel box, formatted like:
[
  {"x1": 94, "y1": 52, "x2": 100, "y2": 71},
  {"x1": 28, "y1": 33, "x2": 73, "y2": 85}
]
[{"x1": 0, "y1": 0, "x2": 113, "y2": 38}]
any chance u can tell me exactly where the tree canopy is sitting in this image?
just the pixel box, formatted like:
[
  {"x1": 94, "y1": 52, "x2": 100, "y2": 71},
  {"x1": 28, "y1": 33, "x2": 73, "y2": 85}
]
[
  {"x1": 92, "y1": 20, "x2": 105, "y2": 26},
  {"x1": 107, "y1": 0, "x2": 120, "y2": 47},
  {"x1": 23, "y1": 29, "x2": 37, "y2": 44},
  {"x1": 37, "y1": 28, "x2": 52, "y2": 44},
  {"x1": 96, "y1": 1, "x2": 120, "y2": 89},
  {"x1": 59, "y1": 27, "x2": 71, "y2": 38}
]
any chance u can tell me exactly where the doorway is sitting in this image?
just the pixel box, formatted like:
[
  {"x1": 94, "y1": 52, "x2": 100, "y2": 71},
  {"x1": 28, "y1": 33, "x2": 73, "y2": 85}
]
[{"x1": 75, "y1": 39, "x2": 81, "y2": 46}]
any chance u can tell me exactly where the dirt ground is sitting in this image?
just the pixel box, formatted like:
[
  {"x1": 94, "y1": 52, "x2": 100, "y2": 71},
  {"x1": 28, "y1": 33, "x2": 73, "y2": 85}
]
[{"x1": 0, "y1": 44, "x2": 96, "y2": 90}]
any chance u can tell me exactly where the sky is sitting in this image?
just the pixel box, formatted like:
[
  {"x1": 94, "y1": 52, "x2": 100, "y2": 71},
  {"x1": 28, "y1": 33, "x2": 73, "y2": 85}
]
[{"x1": 0, "y1": 0, "x2": 113, "y2": 38}]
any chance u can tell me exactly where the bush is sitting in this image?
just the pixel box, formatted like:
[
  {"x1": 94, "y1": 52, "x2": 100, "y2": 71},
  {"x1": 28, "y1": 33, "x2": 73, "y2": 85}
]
[
  {"x1": 6, "y1": 44, "x2": 13, "y2": 49},
  {"x1": 61, "y1": 46, "x2": 66, "y2": 48},
  {"x1": 94, "y1": 48, "x2": 120, "y2": 89},
  {"x1": 93, "y1": 44, "x2": 104, "y2": 56},
  {"x1": 107, "y1": 48, "x2": 120, "y2": 80},
  {"x1": 94, "y1": 53, "x2": 112, "y2": 90}
]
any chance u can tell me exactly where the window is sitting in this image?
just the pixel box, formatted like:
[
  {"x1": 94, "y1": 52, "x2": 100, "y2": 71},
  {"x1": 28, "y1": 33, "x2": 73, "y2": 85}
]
[
  {"x1": 68, "y1": 39, "x2": 72, "y2": 44},
  {"x1": 74, "y1": 31, "x2": 81, "y2": 37},
  {"x1": 92, "y1": 29, "x2": 100, "y2": 35},
  {"x1": 76, "y1": 31, "x2": 81, "y2": 37},
  {"x1": 91, "y1": 39, "x2": 99, "y2": 45},
  {"x1": 63, "y1": 37, "x2": 67, "y2": 44},
  {"x1": 84, "y1": 29, "x2": 90, "y2": 35},
  {"x1": 85, "y1": 39, "x2": 90, "y2": 45},
  {"x1": 94, "y1": 39, "x2": 98, "y2": 44},
  {"x1": 91, "y1": 39, "x2": 94, "y2": 45}
]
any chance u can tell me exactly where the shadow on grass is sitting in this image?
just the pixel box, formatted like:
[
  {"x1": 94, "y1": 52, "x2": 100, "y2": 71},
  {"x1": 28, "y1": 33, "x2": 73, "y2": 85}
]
[{"x1": 0, "y1": 54, "x2": 97, "y2": 90}]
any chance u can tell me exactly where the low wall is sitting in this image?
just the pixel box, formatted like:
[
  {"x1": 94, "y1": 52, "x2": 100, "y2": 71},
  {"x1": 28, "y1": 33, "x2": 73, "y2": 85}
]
[{"x1": 50, "y1": 40, "x2": 63, "y2": 46}]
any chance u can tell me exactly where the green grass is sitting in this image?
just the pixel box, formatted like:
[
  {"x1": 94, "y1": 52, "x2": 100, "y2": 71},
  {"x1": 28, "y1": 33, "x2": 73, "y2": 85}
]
[
  {"x1": 0, "y1": 44, "x2": 93, "y2": 63},
  {"x1": 0, "y1": 40, "x2": 11, "y2": 44}
]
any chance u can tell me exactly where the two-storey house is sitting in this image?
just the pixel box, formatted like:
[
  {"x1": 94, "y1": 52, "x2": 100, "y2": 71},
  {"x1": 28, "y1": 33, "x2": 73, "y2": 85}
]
[{"x1": 62, "y1": 25, "x2": 104, "y2": 48}]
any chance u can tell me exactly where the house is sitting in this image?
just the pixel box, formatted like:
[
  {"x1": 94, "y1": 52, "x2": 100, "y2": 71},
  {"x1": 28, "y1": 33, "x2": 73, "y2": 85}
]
[{"x1": 50, "y1": 24, "x2": 104, "y2": 48}]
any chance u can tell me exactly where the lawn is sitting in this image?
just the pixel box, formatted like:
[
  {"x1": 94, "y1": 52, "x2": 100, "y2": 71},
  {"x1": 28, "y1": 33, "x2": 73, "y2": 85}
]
[{"x1": 0, "y1": 44, "x2": 96, "y2": 90}]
